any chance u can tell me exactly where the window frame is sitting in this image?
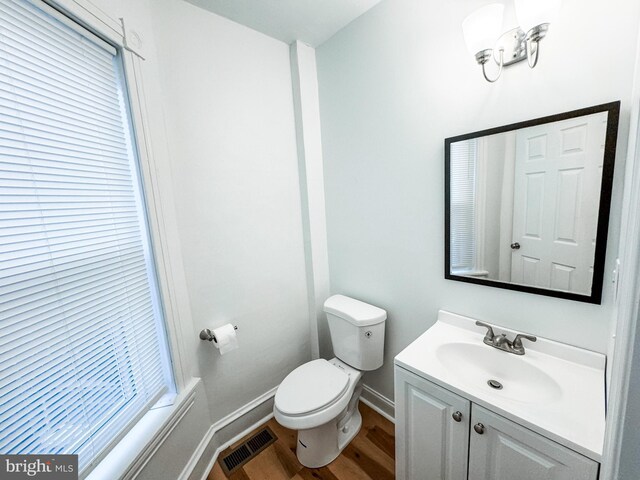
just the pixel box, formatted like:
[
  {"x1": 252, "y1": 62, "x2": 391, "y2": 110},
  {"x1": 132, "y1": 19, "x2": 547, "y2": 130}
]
[{"x1": 6, "y1": 1, "x2": 200, "y2": 476}]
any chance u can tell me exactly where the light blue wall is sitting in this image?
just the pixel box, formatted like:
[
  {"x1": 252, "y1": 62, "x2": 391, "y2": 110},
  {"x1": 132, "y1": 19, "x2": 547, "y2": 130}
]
[
  {"x1": 316, "y1": 0, "x2": 640, "y2": 400},
  {"x1": 150, "y1": 0, "x2": 312, "y2": 421}
]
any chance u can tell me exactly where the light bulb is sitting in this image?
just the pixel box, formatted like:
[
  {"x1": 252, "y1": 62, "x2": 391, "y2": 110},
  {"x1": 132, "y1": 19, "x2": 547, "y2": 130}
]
[{"x1": 462, "y1": 3, "x2": 505, "y2": 56}]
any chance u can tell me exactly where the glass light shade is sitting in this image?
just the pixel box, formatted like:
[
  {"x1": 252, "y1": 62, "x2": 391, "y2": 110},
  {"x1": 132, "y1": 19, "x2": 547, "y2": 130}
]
[
  {"x1": 462, "y1": 3, "x2": 505, "y2": 56},
  {"x1": 514, "y1": 0, "x2": 562, "y2": 33}
]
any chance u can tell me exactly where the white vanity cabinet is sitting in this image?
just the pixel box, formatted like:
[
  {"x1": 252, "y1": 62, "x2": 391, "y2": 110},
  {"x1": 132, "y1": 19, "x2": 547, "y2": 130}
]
[
  {"x1": 468, "y1": 404, "x2": 599, "y2": 480},
  {"x1": 395, "y1": 366, "x2": 600, "y2": 480},
  {"x1": 395, "y1": 367, "x2": 470, "y2": 480}
]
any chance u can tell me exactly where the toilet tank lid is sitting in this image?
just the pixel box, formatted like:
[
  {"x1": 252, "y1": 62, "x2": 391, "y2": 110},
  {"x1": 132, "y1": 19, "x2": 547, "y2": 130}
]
[{"x1": 323, "y1": 295, "x2": 387, "y2": 326}]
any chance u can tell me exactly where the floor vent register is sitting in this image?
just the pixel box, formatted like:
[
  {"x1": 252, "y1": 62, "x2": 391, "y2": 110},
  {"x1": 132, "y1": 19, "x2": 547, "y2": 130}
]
[{"x1": 219, "y1": 426, "x2": 277, "y2": 476}]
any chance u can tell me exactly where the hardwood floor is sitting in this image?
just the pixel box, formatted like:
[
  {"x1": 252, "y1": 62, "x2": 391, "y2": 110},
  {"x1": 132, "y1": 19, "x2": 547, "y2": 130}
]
[{"x1": 208, "y1": 402, "x2": 395, "y2": 480}]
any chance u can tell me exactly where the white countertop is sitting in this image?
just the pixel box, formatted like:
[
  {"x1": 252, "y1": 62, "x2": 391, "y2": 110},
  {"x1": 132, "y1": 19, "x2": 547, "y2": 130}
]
[{"x1": 394, "y1": 310, "x2": 606, "y2": 461}]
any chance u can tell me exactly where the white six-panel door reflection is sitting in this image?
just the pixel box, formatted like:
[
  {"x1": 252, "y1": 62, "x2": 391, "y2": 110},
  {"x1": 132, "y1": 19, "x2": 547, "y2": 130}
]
[{"x1": 511, "y1": 112, "x2": 608, "y2": 294}]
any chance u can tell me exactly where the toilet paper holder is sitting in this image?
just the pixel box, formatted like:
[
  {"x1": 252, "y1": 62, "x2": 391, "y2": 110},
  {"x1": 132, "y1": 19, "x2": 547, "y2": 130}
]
[{"x1": 199, "y1": 326, "x2": 238, "y2": 343}]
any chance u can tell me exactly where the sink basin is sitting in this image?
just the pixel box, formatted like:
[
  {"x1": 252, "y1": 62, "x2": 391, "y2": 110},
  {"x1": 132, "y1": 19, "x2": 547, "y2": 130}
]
[{"x1": 435, "y1": 342, "x2": 562, "y2": 404}]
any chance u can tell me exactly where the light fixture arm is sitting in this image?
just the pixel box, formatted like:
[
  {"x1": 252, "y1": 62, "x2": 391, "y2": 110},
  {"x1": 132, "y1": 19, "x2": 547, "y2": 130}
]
[
  {"x1": 526, "y1": 38, "x2": 539, "y2": 68},
  {"x1": 476, "y1": 48, "x2": 504, "y2": 83},
  {"x1": 524, "y1": 23, "x2": 549, "y2": 68}
]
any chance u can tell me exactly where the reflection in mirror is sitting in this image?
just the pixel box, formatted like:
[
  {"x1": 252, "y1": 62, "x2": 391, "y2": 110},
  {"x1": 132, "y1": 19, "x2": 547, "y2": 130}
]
[{"x1": 445, "y1": 102, "x2": 620, "y2": 304}]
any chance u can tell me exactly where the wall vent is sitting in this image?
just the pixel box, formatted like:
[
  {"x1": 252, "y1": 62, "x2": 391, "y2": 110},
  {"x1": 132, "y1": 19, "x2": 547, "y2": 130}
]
[{"x1": 219, "y1": 426, "x2": 277, "y2": 476}]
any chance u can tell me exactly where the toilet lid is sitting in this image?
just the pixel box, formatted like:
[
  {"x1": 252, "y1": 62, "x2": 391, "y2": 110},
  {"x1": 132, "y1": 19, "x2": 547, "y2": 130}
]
[{"x1": 275, "y1": 359, "x2": 349, "y2": 416}]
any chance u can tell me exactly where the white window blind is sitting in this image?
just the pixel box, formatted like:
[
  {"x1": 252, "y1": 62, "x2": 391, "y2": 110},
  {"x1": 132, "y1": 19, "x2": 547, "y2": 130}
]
[
  {"x1": 450, "y1": 139, "x2": 477, "y2": 273},
  {"x1": 0, "y1": 0, "x2": 173, "y2": 473}
]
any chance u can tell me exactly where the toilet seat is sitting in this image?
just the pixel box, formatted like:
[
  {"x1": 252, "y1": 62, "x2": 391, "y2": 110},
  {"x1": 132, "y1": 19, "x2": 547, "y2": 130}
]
[
  {"x1": 275, "y1": 359, "x2": 349, "y2": 416},
  {"x1": 274, "y1": 358, "x2": 361, "y2": 430}
]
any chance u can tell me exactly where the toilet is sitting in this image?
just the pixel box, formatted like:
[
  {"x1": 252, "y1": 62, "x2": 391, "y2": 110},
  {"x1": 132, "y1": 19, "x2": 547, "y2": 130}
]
[{"x1": 274, "y1": 294, "x2": 387, "y2": 468}]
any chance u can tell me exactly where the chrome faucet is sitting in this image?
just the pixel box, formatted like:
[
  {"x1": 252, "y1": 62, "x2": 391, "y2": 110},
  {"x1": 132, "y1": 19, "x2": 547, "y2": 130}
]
[{"x1": 475, "y1": 321, "x2": 537, "y2": 356}]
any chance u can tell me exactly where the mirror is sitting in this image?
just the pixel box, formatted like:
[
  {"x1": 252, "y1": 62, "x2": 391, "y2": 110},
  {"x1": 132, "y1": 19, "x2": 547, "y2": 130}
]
[{"x1": 445, "y1": 102, "x2": 620, "y2": 304}]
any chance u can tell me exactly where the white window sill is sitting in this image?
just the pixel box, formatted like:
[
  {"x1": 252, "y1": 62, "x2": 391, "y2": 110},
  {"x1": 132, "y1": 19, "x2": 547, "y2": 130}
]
[
  {"x1": 85, "y1": 378, "x2": 201, "y2": 480},
  {"x1": 451, "y1": 269, "x2": 490, "y2": 278}
]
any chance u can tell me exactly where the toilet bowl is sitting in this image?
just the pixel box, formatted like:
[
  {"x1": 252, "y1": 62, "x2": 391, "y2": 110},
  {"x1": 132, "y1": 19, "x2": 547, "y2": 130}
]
[
  {"x1": 274, "y1": 358, "x2": 363, "y2": 467},
  {"x1": 273, "y1": 295, "x2": 386, "y2": 468}
]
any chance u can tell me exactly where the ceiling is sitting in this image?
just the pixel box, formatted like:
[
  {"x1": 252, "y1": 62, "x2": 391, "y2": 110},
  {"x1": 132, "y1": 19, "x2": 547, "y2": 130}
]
[{"x1": 184, "y1": 0, "x2": 384, "y2": 47}]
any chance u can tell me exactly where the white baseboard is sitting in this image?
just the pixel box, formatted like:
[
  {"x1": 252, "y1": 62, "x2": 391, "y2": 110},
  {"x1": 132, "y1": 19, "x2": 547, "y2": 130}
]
[
  {"x1": 178, "y1": 386, "x2": 278, "y2": 480},
  {"x1": 360, "y1": 384, "x2": 395, "y2": 424},
  {"x1": 199, "y1": 412, "x2": 274, "y2": 480}
]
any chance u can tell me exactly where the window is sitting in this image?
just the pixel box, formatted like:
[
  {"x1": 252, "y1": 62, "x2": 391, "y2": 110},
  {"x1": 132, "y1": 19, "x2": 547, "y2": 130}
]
[
  {"x1": 0, "y1": 0, "x2": 173, "y2": 473},
  {"x1": 450, "y1": 139, "x2": 477, "y2": 273}
]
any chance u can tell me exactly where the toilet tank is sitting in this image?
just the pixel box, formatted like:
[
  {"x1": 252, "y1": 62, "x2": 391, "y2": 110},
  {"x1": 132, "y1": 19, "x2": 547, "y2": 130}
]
[{"x1": 323, "y1": 295, "x2": 387, "y2": 371}]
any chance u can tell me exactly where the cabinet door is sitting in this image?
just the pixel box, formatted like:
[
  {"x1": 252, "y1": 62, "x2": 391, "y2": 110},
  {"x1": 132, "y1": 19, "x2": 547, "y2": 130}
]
[
  {"x1": 468, "y1": 405, "x2": 599, "y2": 480},
  {"x1": 395, "y1": 367, "x2": 470, "y2": 480}
]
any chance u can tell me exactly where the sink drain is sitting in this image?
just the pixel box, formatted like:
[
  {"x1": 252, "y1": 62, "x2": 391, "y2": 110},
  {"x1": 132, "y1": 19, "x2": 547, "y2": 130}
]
[{"x1": 487, "y1": 379, "x2": 503, "y2": 390}]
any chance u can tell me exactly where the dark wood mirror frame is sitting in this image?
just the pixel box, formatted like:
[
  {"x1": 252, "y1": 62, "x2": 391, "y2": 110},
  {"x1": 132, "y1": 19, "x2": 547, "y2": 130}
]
[{"x1": 444, "y1": 101, "x2": 621, "y2": 304}]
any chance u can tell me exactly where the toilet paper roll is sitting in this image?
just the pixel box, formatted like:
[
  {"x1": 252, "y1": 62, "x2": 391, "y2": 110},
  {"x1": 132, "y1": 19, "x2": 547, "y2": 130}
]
[{"x1": 212, "y1": 323, "x2": 238, "y2": 355}]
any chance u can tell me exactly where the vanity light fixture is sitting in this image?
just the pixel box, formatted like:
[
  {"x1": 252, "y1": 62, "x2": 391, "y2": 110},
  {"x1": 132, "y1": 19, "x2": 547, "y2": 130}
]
[{"x1": 462, "y1": 0, "x2": 562, "y2": 82}]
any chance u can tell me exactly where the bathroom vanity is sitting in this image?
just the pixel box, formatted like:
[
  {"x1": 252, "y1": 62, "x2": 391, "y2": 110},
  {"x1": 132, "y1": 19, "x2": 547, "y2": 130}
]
[{"x1": 394, "y1": 311, "x2": 605, "y2": 480}]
